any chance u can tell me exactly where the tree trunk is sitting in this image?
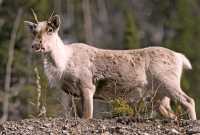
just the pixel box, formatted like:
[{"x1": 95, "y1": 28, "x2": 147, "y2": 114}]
[
  {"x1": 82, "y1": 0, "x2": 94, "y2": 45},
  {"x1": 0, "y1": 8, "x2": 23, "y2": 124}
]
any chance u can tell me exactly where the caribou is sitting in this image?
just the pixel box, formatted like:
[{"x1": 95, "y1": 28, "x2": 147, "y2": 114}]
[{"x1": 25, "y1": 11, "x2": 196, "y2": 120}]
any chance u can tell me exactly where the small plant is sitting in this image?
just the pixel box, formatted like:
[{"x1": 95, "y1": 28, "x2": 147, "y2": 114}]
[
  {"x1": 173, "y1": 100, "x2": 187, "y2": 119},
  {"x1": 34, "y1": 67, "x2": 41, "y2": 113},
  {"x1": 111, "y1": 98, "x2": 134, "y2": 117},
  {"x1": 110, "y1": 86, "x2": 159, "y2": 119},
  {"x1": 31, "y1": 67, "x2": 47, "y2": 117}
]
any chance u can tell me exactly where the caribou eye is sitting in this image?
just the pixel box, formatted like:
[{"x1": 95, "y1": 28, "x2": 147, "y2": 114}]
[{"x1": 30, "y1": 25, "x2": 36, "y2": 31}]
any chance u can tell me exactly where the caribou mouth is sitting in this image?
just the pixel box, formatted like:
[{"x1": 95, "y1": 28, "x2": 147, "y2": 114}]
[
  {"x1": 34, "y1": 48, "x2": 41, "y2": 52},
  {"x1": 34, "y1": 47, "x2": 45, "y2": 53}
]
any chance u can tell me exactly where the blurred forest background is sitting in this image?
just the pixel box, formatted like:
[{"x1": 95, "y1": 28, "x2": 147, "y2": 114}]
[{"x1": 0, "y1": 0, "x2": 200, "y2": 122}]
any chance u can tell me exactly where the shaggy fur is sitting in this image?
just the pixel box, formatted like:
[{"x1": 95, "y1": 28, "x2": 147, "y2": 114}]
[{"x1": 25, "y1": 15, "x2": 196, "y2": 120}]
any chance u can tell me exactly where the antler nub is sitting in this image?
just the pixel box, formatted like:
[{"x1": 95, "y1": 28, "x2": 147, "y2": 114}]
[
  {"x1": 31, "y1": 8, "x2": 39, "y2": 24},
  {"x1": 48, "y1": 10, "x2": 55, "y2": 21}
]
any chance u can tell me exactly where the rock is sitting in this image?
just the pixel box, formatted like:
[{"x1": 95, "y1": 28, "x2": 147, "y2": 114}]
[
  {"x1": 1, "y1": 117, "x2": 200, "y2": 134},
  {"x1": 101, "y1": 131, "x2": 111, "y2": 135},
  {"x1": 171, "y1": 128, "x2": 180, "y2": 134},
  {"x1": 157, "y1": 125, "x2": 160, "y2": 129},
  {"x1": 101, "y1": 125, "x2": 106, "y2": 130},
  {"x1": 62, "y1": 130, "x2": 69, "y2": 135},
  {"x1": 0, "y1": 125, "x2": 5, "y2": 131},
  {"x1": 27, "y1": 125, "x2": 34, "y2": 130},
  {"x1": 43, "y1": 123, "x2": 51, "y2": 128}
]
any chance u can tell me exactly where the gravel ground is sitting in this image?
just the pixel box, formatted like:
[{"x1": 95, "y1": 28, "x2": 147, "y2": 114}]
[{"x1": 1, "y1": 117, "x2": 200, "y2": 135}]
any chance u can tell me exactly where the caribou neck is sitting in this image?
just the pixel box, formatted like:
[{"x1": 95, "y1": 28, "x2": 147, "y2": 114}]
[{"x1": 44, "y1": 34, "x2": 72, "y2": 73}]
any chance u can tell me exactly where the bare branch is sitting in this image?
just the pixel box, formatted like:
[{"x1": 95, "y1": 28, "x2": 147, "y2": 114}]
[{"x1": 0, "y1": 8, "x2": 23, "y2": 124}]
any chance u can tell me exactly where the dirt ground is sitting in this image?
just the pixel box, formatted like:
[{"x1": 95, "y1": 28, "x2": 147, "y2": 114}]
[{"x1": 1, "y1": 117, "x2": 200, "y2": 135}]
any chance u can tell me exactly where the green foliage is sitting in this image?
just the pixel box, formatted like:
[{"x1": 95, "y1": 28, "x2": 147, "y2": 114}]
[
  {"x1": 123, "y1": 11, "x2": 140, "y2": 49},
  {"x1": 111, "y1": 98, "x2": 134, "y2": 117},
  {"x1": 173, "y1": 102, "x2": 186, "y2": 119},
  {"x1": 111, "y1": 97, "x2": 158, "y2": 118},
  {"x1": 36, "y1": 0, "x2": 49, "y2": 16},
  {"x1": 166, "y1": 0, "x2": 194, "y2": 54},
  {"x1": 18, "y1": 85, "x2": 36, "y2": 118}
]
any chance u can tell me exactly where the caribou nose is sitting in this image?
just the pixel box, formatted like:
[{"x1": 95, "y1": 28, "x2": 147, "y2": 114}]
[{"x1": 32, "y1": 43, "x2": 40, "y2": 50}]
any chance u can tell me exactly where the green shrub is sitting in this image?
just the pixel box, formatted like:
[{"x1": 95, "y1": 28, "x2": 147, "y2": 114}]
[{"x1": 111, "y1": 98, "x2": 134, "y2": 117}]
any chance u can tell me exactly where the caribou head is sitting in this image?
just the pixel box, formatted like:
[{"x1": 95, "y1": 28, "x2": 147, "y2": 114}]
[{"x1": 25, "y1": 10, "x2": 61, "y2": 53}]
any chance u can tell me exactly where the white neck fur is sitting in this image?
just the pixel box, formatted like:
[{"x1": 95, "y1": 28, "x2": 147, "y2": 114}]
[{"x1": 46, "y1": 33, "x2": 73, "y2": 74}]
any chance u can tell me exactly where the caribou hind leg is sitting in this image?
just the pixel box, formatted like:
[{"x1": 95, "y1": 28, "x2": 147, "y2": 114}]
[
  {"x1": 170, "y1": 89, "x2": 196, "y2": 120},
  {"x1": 162, "y1": 79, "x2": 196, "y2": 120},
  {"x1": 159, "y1": 96, "x2": 177, "y2": 119}
]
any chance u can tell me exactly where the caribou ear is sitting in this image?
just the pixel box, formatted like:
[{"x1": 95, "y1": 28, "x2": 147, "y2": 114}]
[
  {"x1": 24, "y1": 21, "x2": 37, "y2": 32},
  {"x1": 47, "y1": 15, "x2": 60, "y2": 31}
]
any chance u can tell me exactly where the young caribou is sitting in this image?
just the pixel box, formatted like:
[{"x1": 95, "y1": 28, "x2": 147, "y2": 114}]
[{"x1": 25, "y1": 12, "x2": 196, "y2": 120}]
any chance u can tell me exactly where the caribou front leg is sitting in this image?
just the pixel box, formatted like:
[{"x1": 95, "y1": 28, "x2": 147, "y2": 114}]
[{"x1": 81, "y1": 82, "x2": 95, "y2": 119}]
